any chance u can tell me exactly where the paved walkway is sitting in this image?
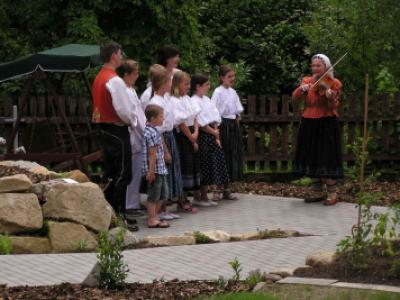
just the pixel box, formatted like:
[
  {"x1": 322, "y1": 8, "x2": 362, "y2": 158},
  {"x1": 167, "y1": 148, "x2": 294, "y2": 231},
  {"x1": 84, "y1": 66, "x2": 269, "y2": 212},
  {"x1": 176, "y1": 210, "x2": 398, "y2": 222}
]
[{"x1": 0, "y1": 194, "x2": 387, "y2": 287}]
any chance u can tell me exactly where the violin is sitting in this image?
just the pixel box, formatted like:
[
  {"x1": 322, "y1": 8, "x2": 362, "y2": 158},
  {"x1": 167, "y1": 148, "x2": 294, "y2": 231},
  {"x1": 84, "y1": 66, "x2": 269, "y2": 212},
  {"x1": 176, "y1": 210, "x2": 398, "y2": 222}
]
[{"x1": 311, "y1": 75, "x2": 335, "y2": 97}]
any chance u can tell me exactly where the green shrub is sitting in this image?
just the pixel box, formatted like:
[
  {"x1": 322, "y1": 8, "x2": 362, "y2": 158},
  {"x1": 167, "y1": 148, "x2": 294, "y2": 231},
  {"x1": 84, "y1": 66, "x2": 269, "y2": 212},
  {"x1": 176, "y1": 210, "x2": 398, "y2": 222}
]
[{"x1": 96, "y1": 229, "x2": 129, "y2": 289}]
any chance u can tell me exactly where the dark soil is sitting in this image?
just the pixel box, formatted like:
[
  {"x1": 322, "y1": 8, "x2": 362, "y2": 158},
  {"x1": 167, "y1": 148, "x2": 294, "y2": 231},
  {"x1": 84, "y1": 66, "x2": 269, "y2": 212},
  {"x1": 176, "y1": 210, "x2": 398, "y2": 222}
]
[
  {"x1": 230, "y1": 180, "x2": 400, "y2": 206},
  {"x1": 0, "y1": 280, "x2": 249, "y2": 300},
  {"x1": 294, "y1": 241, "x2": 400, "y2": 286}
]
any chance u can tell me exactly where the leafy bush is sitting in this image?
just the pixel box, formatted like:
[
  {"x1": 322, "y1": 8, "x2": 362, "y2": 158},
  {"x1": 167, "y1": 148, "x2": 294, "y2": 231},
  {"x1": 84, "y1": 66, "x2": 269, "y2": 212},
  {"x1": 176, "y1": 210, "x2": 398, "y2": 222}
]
[{"x1": 96, "y1": 229, "x2": 128, "y2": 289}]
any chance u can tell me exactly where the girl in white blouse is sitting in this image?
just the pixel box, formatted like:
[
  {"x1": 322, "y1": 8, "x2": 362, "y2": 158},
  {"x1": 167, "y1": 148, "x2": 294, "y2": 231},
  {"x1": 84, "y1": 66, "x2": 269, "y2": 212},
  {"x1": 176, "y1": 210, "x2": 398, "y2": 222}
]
[
  {"x1": 192, "y1": 74, "x2": 230, "y2": 206},
  {"x1": 170, "y1": 71, "x2": 201, "y2": 212},
  {"x1": 211, "y1": 65, "x2": 244, "y2": 200}
]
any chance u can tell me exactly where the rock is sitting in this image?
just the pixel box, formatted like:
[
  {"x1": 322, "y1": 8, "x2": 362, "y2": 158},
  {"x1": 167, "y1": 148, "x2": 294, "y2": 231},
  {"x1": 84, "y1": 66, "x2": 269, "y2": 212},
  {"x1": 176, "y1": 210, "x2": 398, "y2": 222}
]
[
  {"x1": 108, "y1": 227, "x2": 140, "y2": 248},
  {"x1": 0, "y1": 193, "x2": 42, "y2": 234},
  {"x1": 10, "y1": 237, "x2": 52, "y2": 254},
  {"x1": 144, "y1": 235, "x2": 196, "y2": 246},
  {"x1": 270, "y1": 267, "x2": 296, "y2": 278},
  {"x1": 293, "y1": 266, "x2": 313, "y2": 276},
  {"x1": 230, "y1": 231, "x2": 260, "y2": 241},
  {"x1": 48, "y1": 221, "x2": 97, "y2": 253},
  {"x1": 29, "y1": 166, "x2": 59, "y2": 178},
  {"x1": 262, "y1": 273, "x2": 282, "y2": 282},
  {"x1": 63, "y1": 170, "x2": 90, "y2": 183},
  {"x1": 284, "y1": 230, "x2": 301, "y2": 237},
  {"x1": 43, "y1": 182, "x2": 112, "y2": 232},
  {"x1": 199, "y1": 230, "x2": 231, "y2": 242},
  {"x1": 0, "y1": 174, "x2": 32, "y2": 193},
  {"x1": 252, "y1": 282, "x2": 267, "y2": 292},
  {"x1": 82, "y1": 263, "x2": 100, "y2": 287},
  {"x1": 306, "y1": 251, "x2": 336, "y2": 268}
]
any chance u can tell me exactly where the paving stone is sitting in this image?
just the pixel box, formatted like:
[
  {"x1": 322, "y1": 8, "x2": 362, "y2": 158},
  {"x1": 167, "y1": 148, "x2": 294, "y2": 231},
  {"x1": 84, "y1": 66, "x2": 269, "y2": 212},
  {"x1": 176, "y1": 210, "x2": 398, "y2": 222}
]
[
  {"x1": 332, "y1": 282, "x2": 400, "y2": 293},
  {"x1": 278, "y1": 277, "x2": 338, "y2": 286}
]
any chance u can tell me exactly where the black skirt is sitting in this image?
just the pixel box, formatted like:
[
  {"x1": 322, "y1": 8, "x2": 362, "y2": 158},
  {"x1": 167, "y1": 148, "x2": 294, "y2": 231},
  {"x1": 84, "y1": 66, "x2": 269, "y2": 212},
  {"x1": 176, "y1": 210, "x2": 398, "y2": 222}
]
[
  {"x1": 174, "y1": 126, "x2": 201, "y2": 191},
  {"x1": 198, "y1": 131, "x2": 230, "y2": 185},
  {"x1": 220, "y1": 118, "x2": 244, "y2": 182},
  {"x1": 294, "y1": 116, "x2": 344, "y2": 179}
]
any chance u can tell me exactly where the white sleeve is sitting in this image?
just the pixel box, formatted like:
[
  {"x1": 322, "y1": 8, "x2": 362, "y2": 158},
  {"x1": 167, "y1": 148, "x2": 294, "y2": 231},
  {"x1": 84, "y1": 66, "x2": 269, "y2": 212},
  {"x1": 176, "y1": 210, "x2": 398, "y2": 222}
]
[
  {"x1": 211, "y1": 89, "x2": 226, "y2": 117},
  {"x1": 140, "y1": 86, "x2": 152, "y2": 110},
  {"x1": 171, "y1": 97, "x2": 190, "y2": 127},
  {"x1": 234, "y1": 90, "x2": 244, "y2": 115},
  {"x1": 106, "y1": 77, "x2": 137, "y2": 127}
]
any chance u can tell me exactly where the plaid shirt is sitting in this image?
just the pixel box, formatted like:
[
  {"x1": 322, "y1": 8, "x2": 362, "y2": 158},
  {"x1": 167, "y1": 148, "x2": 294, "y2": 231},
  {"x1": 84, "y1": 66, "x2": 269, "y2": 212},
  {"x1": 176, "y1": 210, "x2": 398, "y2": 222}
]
[{"x1": 142, "y1": 124, "x2": 168, "y2": 176}]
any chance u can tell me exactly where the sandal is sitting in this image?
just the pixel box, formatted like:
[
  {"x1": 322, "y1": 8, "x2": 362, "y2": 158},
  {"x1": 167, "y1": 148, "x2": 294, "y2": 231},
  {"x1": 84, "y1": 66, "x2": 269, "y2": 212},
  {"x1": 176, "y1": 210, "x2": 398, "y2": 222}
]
[
  {"x1": 177, "y1": 202, "x2": 199, "y2": 213},
  {"x1": 148, "y1": 221, "x2": 170, "y2": 228},
  {"x1": 324, "y1": 193, "x2": 338, "y2": 206},
  {"x1": 222, "y1": 191, "x2": 238, "y2": 200}
]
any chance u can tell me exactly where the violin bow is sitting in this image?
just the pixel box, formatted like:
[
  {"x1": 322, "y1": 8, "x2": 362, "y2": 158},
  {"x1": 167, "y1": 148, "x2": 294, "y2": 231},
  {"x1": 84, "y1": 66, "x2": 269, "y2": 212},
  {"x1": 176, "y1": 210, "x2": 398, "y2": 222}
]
[{"x1": 311, "y1": 52, "x2": 348, "y2": 88}]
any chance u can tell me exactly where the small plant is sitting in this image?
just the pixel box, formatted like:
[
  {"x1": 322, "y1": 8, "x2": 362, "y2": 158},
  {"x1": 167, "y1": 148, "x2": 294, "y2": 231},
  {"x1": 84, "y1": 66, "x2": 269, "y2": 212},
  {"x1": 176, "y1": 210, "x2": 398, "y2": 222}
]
[
  {"x1": 291, "y1": 177, "x2": 312, "y2": 187},
  {"x1": 257, "y1": 228, "x2": 286, "y2": 239},
  {"x1": 245, "y1": 269, "x2": 263, "y2": 289},
  {"x1": 214, "y1": 275, "x2": 227, "y2": 289},
  {"x1": 229, "y1": 257, "x2": 242, "y2": 282},
  {"x1": 76, "y1": 239, "x2": 89, "y2": 253},
  {"x1": 96, "y1": 228, "x2": 129, "y2": 289},
  {"x1": 193, "y1": 231, "x2": 213, "y2": 244},
  {"x1": 0, "y1": 234, "x2": 12, "y2": 255}
]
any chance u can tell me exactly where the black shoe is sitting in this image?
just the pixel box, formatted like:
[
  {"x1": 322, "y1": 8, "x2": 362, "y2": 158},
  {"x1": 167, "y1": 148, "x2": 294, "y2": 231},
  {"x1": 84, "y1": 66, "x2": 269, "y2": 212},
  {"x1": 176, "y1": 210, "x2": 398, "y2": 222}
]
[
  {"x1": 125, "y1": 216, "x2": 137, "y2": 224},
  {"x1": 127, "y1": 224, "x2": 139, "y2": 232},
  {"x1": 304, "y1": 194, "x2": 326, "y2": 203}
]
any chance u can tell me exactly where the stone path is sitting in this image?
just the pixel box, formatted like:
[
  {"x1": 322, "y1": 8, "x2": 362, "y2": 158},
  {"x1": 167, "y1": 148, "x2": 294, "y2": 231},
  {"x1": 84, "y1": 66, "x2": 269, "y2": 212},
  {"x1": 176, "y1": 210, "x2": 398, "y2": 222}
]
[{"x1": 0, "y1": 194, "x2": 388, "y2": 287}]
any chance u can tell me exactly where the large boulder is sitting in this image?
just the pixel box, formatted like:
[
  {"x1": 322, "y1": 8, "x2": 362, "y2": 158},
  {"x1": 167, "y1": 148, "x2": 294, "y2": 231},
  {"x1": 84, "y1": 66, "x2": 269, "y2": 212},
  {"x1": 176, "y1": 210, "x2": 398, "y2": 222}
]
[
  {"x1": 305, "y1": 251, "x2": 336, "y2": 268},
  {"x1": 63, "y1": 170, "x2": 90, "y2": 183},
  {"x1": 43, "y1": 182, "x2": 112, "y2": 232},
  {"x1": 0, "y1": 174, "x2": 32, "y2": 193},
  {"x1": 48, "y1": 221, "x2": 97, "y2": 253},
  {"x1": 10, "y1": 236, "x2": 52, "y2": 254},
  {"x1": 0, "y1": 193, "x2": 42, "y2": 234}
]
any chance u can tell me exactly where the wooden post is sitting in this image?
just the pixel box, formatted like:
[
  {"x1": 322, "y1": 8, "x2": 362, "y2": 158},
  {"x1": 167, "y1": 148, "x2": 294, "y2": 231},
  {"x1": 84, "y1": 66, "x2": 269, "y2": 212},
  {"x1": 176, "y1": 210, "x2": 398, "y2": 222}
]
[{"x1": 358, "y1": 74, "x2": 369, "y2": 230}]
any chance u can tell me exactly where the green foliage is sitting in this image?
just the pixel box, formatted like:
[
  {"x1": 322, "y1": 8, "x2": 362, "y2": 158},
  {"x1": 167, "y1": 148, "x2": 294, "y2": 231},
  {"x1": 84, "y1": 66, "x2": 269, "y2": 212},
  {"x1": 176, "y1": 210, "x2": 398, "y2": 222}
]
[
  {"x1": 76, "y1": 239, "x2": 89, "y2": 253},
  {"x1": 229, "y1": 257, "x2": 242, "y2": 282},
  {"x1": 193, "y1": 231, "x2": 214, "y2": 244},
  {"x1": 245, "y1": 269, "x2": 263, "y2": 289},
  {"x1": 96, "y1": 228, "x2": 128, "y2": 289},
  {"x1": 291, "y1": 177, "x2": 312, "y2": 187},
  {"x1": 0, "y1": 234, "x2": 12, "y2": 255},
  {"x1": 304, "y1": 0, "x2": 400, "y2": 92},
  {"x1": 199, "y1": 0, "x2": 312, "y2": 95},
  {"x1": 214, "y1": 275, "x2": 228, "y2": 289}
]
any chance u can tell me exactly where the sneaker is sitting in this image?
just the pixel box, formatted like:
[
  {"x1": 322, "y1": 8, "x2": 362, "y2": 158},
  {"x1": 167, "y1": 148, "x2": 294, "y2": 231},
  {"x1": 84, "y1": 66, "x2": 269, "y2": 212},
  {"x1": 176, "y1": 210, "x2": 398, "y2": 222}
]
[
  {"x1": 207, "y1": 200, "x2": 218, "y2": 206},
  {"x1": 192, "y1": 200, "x2": 212, "y2": 207},
  {"x1": 168, "y1": 212, "x2": 181, "y2": 219},
  {"x1": 159, "y1": 212, "x2": 174, "y2": 221}
]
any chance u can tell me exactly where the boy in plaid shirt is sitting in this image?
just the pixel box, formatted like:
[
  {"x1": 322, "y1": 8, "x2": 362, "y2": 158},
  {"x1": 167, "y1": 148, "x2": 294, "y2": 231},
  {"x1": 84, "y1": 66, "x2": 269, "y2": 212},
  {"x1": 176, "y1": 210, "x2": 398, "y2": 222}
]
[{"x1": 142, "y1": 104, "x2": 170, "y2": 228}]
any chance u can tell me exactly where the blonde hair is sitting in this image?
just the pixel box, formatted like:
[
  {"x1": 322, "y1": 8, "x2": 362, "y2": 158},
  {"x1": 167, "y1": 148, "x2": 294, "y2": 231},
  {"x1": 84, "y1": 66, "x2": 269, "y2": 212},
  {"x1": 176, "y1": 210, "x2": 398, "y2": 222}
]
[
  {"x1": 150, "y1": 64, "x2": 169, "y2": 92},
  {"x1": 171, "y1": 71, "x2": 190, "y2": 97}
]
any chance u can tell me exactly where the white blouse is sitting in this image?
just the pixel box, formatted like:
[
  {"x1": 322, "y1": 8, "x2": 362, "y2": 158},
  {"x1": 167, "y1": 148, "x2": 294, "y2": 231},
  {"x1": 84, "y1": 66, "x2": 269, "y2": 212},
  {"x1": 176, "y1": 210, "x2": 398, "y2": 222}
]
[
  {"x1": 149, "y1": 94, "x2": 174, "y2": 133},
  {"x1": 211, "y1": 85, "x2": 244, "y2": 119},
  {"x1": 140, "y1": 86, "x2": 153, "y2": 110},
  {"x1": 127, "y1": 88, "x2": 146, "y2": 153},
  {"x1": 191, "y1": 94, "x2": 221, "y2": 127},
  {"x1": 170, "y1": 95, "x2": 201, "y2": 127}
]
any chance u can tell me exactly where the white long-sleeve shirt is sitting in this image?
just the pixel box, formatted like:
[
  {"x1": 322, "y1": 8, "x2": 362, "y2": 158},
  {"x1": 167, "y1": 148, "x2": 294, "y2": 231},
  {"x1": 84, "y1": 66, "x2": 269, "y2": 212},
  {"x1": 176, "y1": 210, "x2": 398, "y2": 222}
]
[
  {"x1": 211, "y1": 85, "x2": 243, "y2": 119},
  {"x1": 106, "y1": 76, "x2": 137, "y2": 127},
  {"x1": 127, "y1": 87, "x2": 146, "y2": 153}
]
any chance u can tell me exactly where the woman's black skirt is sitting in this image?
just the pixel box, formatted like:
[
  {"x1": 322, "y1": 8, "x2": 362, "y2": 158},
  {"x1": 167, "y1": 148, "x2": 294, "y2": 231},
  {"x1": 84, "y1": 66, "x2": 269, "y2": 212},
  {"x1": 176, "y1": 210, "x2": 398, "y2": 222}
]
[
  {"x1": 220, "y1": 118, "x2": 243, "y2": 182},
  {"x1": 198, "y1": 131, "x2": 230, "y2": 185},
  {"x1": 294, "y1": 116, "x2": 344, "y2": 179},
  {"x1": 174, "y1": 126, "x2": 201, "y2": 191}
]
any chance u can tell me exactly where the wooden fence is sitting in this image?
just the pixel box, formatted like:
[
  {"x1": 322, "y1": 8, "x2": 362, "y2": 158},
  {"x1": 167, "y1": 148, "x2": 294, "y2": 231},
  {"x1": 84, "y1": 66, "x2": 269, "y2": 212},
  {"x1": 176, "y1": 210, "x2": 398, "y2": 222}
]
[{"x1": 1, "y1": 92, "x2": 400, "y2": 172}]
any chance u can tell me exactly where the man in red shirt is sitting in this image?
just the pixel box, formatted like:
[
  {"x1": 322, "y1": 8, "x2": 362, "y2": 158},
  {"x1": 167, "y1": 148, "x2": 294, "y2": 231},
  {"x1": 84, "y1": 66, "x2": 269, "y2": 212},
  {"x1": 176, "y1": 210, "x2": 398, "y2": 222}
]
[{"x1": 92, "y1": 42, "x2": 138, "y2": 229}]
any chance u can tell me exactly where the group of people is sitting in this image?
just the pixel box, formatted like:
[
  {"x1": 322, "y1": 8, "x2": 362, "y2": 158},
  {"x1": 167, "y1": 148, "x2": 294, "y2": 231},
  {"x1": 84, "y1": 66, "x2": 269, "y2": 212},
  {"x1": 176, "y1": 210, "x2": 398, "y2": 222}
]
[
  {"x1": 92, "y1": 41, "x2": 344, "y2": 231},
  {"x1": 92, "y1": 42, "x2": 244, "y2": 230}
]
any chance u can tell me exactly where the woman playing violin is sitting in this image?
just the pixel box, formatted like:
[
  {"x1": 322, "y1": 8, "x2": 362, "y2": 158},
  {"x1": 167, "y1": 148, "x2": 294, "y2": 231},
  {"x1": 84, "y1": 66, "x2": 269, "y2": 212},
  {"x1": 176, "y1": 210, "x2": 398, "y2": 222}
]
[{"x1": 292, "y1": 54, "x2": 344, "y2": 206}]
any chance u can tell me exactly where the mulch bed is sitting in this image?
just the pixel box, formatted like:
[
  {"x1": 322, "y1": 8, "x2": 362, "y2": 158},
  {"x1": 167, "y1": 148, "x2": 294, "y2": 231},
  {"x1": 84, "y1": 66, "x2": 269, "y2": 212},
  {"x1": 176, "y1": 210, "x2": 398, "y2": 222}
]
[
  {"x1": 294, "y1": 241, "x2": 400, "y2": 286},
  {"x1": 230, "y1": 180, "x2": 400, "y2": 206},
  {"x1": 0, "y1": 280, "x2": 249, "y2": 300}
]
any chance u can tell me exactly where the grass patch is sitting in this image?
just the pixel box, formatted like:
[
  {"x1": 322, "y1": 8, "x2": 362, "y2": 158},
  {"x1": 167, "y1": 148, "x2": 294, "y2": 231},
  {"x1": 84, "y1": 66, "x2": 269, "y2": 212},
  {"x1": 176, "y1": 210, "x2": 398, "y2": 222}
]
[{"x1": 199, "y1": 285, "x2": 400, "y2": 300}]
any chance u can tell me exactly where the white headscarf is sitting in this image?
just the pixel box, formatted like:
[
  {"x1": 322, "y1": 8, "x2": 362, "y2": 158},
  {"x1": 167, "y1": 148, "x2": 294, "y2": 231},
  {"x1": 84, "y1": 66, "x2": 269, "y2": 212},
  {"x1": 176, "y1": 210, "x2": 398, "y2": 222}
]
[{"x1": 312, "y1": 54, "x2": 334, "y2": 78}]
